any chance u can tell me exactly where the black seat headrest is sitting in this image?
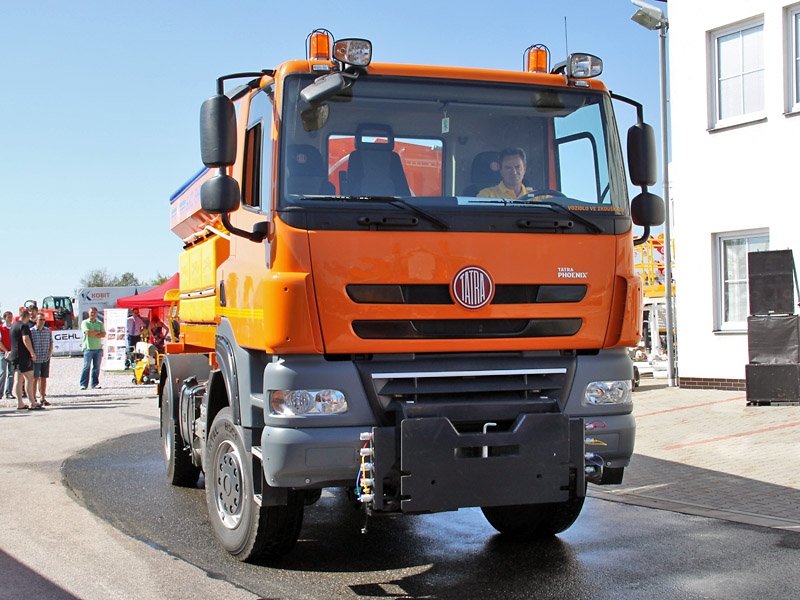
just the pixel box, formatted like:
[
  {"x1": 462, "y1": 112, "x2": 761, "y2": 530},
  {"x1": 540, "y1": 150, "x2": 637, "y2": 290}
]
[{"x1": 355, "y1": 123, "x2": 395, "y2": 151}]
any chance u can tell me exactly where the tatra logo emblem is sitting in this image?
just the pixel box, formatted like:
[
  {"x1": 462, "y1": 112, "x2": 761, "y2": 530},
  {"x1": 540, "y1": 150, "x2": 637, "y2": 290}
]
[{"x1": 451, "y1": 266, "x2": 494, "y2": 309}]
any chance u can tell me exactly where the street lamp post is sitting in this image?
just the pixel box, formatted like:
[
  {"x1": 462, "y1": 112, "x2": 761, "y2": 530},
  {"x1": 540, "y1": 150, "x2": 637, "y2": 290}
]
[{"x1": 631, "y1": 0, "x2": 677, "y2": 387}]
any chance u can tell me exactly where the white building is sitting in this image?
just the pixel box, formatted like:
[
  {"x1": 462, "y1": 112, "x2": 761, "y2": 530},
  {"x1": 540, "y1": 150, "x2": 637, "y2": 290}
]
[{"x1": 669, "y1": 0, "x2": 800, "y2": 389}]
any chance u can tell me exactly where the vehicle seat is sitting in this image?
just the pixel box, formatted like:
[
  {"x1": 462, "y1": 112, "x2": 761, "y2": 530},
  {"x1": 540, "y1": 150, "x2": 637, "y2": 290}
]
[
  {"x1": 286, "y1": 144, "x2": 335, "y2": 196},
  {"x1": 462, "y1": 151, "x2": 501, "y2": 196},
  {"x1": 345, "y1": 123, "x2": 411, "y2": 197}
]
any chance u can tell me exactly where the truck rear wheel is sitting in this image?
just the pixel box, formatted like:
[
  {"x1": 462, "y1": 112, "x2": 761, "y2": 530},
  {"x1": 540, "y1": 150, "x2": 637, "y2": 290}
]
[
  {"x1": 481, "y1": 496, "x2": 585, "y2": 539},
  {"x1": 205, "y1": 407, "x2": 304, "y2": 561},
  {"x1": 160, "y1": 375, "x2": 200, "y2": 487}
]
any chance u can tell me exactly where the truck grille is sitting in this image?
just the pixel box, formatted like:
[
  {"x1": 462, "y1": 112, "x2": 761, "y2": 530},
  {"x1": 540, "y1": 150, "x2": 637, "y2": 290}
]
[
  {"x1": 371, "y1": 367, "x2": 567, "y2": 405},
  {"x1": 353, "y1": 318, "x2": 581, "y2": 339},
  {"x1": 347, "y1": 284, "x2": 586, "y2": 304}
]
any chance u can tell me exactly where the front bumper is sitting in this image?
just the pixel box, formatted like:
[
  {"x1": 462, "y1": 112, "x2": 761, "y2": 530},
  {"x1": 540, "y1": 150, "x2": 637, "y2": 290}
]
[{"x1": 259, "y1": 350, "x2": 636, "y2": 503}]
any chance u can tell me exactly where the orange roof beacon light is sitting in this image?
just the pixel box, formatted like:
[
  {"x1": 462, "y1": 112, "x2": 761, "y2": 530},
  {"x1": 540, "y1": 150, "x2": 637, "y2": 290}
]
[
  {"x1": 524, "y1": 44, "x2": 550, "y2": 73},
  {"x1": 307, "y1": 28, "x2": 333, "y2": 61}
]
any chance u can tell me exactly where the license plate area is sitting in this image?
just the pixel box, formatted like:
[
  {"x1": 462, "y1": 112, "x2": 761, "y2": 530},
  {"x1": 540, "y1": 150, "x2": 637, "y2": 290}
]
[{"x1": 399, "y1": 413, "x2": 576, "y2": 513}]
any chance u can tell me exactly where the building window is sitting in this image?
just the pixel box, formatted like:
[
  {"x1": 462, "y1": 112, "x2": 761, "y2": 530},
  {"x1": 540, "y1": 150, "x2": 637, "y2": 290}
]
[
  {"x1": 790, "y1": 6, "x2": 800, "y2": 110},
  {"x1": 711, "y1": 21, "x2": 764, "y2": 126},
  {"x1": 715, "y1": 230, "x2": 769, "y2": 330}
]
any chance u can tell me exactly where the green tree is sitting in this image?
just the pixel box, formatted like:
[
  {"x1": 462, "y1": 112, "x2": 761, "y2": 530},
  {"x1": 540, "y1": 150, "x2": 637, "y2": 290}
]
[
  {"x1": 149, "y1": 272, "x2": 170, "y2": 286},
  {"x1": 112, "y1": 272, "x2": 141, "y2": 286},
  {"x1": 79, "y1": 269, "x2": 142, "y2": 288},
  {"x1": 80, "y1": 268, "x2": 114, "y2": 287}
]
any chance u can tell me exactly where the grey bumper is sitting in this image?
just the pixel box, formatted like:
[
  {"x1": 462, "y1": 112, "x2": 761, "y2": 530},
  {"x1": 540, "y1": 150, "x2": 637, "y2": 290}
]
[{"x1": 260, "y1": 425, "x2": 365, "y2": 488}]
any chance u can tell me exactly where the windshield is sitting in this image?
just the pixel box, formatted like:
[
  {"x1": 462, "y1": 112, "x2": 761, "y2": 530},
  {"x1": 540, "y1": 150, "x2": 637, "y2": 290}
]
[{"x1": 280, "y1": 74, "x2": 629, "y2": 223}]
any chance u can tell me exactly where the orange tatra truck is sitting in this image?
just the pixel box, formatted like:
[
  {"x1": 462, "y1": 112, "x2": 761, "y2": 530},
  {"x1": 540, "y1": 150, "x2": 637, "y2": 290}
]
[{"x1": 161, "y1": 30, "x2": 664, "y2": 561}]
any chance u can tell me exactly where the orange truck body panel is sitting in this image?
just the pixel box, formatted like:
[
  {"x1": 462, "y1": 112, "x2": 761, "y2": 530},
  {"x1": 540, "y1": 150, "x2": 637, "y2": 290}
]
[{"x1": 171, "y1": 60, "x2": 636, "y2": 356}]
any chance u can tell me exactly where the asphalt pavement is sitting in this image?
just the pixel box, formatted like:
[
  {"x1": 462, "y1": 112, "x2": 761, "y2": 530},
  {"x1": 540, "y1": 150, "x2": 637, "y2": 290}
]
[{"x1": 0, "y1": 357, "x2": 798, "y2": 599}]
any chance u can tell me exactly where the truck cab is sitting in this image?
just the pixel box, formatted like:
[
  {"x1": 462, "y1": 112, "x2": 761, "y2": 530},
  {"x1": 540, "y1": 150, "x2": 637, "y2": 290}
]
[{"x1": 161, "y1": 31, "x2": 664, "y2": 561}]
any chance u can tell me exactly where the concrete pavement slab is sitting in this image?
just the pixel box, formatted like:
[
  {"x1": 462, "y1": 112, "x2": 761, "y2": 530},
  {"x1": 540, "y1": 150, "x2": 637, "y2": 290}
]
[
  {"x1": 0, "y1": 359, "x2": 259, "y2": 600},
  {"x1": 590, "y1": 378, "x2": 800, "y2": 531}
]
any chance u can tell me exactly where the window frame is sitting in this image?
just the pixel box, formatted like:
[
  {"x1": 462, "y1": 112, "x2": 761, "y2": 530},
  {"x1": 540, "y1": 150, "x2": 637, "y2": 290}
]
[
  {"x1": 241, "y1": 87, "x2": 274, "y2": 212},
  {"x1": 713, "y1": 228, "x2": 769, "y2": 332},
  {"x1": 709, "y1": 17, "x2": 766, "y2": 130},
  {"x1": 786, "y1": 4, "x2": 800, "y2": 113}
]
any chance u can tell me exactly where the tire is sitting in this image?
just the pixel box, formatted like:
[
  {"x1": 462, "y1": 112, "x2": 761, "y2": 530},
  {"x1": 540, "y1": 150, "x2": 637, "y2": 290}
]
[
  {"x1": 481, "y1": 495, "x2": 585, "y2": 539},
  {"x1": 205, "y1": 407, "x2": 304, "y2": 562},
  {"x1": 160, "y1": 375, "x2": 200, "y2": 487}
]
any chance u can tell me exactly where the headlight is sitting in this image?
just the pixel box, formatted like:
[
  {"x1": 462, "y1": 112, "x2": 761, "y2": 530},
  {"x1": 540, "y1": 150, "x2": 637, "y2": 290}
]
[
  {"x1": 583, "y1": 380, "x2": 631, "y2": 406},
  {"x1": 270, "y1": 389, "x2": 348, "y2": 416}
]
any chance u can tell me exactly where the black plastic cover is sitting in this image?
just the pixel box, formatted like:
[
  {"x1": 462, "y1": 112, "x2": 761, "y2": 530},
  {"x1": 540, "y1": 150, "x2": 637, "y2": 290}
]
[
  {"x1": 200, "y1": 95, "x2": 237, "y2": 168},
  {"x1": 748, "y1": 250, "x2": 797, "y2": 315},
  {"x1": 745, "y1": 363, "x2": 800, "y2": 403},
  {"x1": 200, "y1": 174, "x2": 240, "y2": 214},
  {"x1": 398, "y1": 413, "x2": 578, "y2": 513},
  {"x1": 627, "y1": 123, "x2": 657, "y2": 186},
  {"x1": 747, "y1": 315, "x2": 800, "y2": 364}
]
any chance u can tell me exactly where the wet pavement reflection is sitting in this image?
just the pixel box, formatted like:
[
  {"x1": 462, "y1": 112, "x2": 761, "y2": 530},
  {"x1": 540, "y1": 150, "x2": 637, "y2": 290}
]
[{"x1": 64, "y1": 428, "x2": 800, "y2": 600}]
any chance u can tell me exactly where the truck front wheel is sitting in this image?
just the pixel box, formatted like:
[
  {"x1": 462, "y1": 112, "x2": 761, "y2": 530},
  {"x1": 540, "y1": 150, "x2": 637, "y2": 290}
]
[
  {"x1": 205, "y1": 408, "x2": 304, "y2": 561},
  {"x1": 160, "y1": 376, "x2": 200, "y2": 487},
  {"x1": 481, "y1": 496, "x2": 585, "y2": 539}
]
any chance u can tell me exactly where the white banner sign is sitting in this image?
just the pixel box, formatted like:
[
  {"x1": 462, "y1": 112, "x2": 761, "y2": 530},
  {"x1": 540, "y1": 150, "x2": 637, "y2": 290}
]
[
  {"x1": 103, "y1": 309, "x2": 129, "y2": 371},
  {"x1": 52, "y1": 330, "x2": 83, "y2": 357}
]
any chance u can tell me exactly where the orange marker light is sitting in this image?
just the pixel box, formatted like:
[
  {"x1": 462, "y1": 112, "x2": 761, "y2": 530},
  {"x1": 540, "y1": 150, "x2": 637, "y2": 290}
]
[
  {"x1": 524, "y1": 44, "x2": 550, "y2": 73},
  {"x1": 308, "y1": 29, "x2": 332, "y2": 60}
]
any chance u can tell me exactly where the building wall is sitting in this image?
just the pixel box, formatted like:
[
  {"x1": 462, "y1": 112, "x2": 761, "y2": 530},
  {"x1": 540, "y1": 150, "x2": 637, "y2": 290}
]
[{"x1": 669, "y1": 1, "x2": 800, "y2": 384}]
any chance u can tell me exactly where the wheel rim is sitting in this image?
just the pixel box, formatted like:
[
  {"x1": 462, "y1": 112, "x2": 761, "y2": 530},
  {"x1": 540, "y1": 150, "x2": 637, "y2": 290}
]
[{"x1": 212, "y1": 440, "x2": 245, "y2": 529}]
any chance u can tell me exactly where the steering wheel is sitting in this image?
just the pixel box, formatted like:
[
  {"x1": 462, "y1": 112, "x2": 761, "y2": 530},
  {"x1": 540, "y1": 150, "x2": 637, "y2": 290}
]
[{"x1": 525, "y1": 189, "x2": 566, "y2": 200}]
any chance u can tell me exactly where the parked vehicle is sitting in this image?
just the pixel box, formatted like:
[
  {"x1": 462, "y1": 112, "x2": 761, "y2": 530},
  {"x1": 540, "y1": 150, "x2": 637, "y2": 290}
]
[{"x1": 159, "y1": 30, "x2": 664, "y2": 561}]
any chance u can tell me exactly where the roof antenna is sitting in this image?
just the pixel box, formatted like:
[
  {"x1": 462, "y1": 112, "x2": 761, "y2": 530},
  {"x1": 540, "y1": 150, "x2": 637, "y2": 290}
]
[{"x1": 564, "y1": 16, "x2": 570, "y2": 58}]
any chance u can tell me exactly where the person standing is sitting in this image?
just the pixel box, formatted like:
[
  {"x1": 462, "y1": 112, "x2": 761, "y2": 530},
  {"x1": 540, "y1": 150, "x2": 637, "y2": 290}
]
[
  {"x1": 126, "y1": 308, "x2": 145, "y2": 349},
  {"x1": 79, "y1": 306, "x2": 105, "y2": 390},
  {"x1": 30, "y1": 314, "x2": 53, "y2": 405},
  {"x1": 1, "y1": 311, "x2": 13, "y2": 399},
  {"x1": 9, "y1": 308, "x2": 42, "y2": 409}
]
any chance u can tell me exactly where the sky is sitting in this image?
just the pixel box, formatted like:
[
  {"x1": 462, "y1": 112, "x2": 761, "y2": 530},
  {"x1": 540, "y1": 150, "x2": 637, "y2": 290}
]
[{"x1": 0, "y1": 0, "x2": 667, "y2": 314}]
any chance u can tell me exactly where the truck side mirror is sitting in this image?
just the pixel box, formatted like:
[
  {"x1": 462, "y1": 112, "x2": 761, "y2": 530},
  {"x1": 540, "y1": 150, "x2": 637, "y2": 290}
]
[
  {"x1": 201, "y1": 174, "x2": 241, "y2": 214},
  {"x1": 627, "y1": 123, "x2": 657, "y2": 187},
  {"x1": 300, "y1": 72, "x2": 348, "y2": 106},
  {"x1": 631, "y1": 191, "x2": 665, "y2": 227},
  {"x1": 200, "y1": 95, "x2": 237, "y2": 168}
]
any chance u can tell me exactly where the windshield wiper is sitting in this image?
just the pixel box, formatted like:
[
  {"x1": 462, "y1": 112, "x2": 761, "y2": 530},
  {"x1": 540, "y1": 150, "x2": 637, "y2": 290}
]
[
  {"x1": 510, "y1": 199, "x2": 603, "y2": 234},
  {"x1": 302, "y1": 195, "x2": 450, "y2": 230}
]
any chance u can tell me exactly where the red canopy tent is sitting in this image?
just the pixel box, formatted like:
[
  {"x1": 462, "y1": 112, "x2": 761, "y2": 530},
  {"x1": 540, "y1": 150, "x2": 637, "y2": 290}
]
[{"x1": 116, "y1": 273, "x2": 179, "y2": 311}]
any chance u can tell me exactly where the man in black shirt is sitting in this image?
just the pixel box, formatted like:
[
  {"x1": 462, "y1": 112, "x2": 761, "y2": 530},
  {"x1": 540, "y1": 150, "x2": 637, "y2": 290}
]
[{"x1": 9, "y1": 308, "x2": 42, "y2": 410}]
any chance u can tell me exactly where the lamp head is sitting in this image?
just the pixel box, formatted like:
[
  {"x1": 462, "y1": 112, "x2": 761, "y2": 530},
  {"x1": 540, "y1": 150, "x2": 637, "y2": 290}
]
[{"x1": 631, "y1": 0, "x2": 666, "y2": 30}]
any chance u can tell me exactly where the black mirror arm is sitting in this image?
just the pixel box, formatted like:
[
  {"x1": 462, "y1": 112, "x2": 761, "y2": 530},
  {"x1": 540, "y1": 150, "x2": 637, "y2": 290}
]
[
  {"x1": 610, "y1": 92, "x2": 645, "y2": 125},
  {"x1": 634, "y1": 225, "x2": 651, "y2": 246},
  {"x1": 215, "y1": 71, "x2": 274, "y2": 95},
  {"x1": 221, "y1": 213, "x2": 268, "y2": 243}
]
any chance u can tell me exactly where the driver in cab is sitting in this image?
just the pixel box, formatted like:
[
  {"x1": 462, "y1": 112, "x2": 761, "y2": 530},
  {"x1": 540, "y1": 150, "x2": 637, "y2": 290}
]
[{"x1": 478, "y1": 147, "x2": 553, "y2": 200}]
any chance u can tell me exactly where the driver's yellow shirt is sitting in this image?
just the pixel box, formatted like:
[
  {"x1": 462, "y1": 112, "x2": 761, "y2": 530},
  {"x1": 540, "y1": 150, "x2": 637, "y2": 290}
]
[{"x1": 477, "y1": 182, "x2": 533, "y2": 199}]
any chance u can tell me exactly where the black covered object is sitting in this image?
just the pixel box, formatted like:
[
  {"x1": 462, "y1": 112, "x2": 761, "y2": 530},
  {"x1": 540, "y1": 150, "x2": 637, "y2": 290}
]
[
  {"x1": 748, "y1": 250, "x2": 796, "y2": 315},
  {"x1": 745, "y1": 363, "x2": 800, "y2": 404},
  {"x1": 747, "y1": 315, "x2": 800, "y2": 364}
]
